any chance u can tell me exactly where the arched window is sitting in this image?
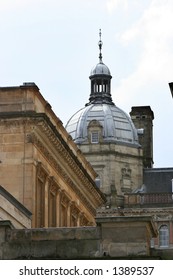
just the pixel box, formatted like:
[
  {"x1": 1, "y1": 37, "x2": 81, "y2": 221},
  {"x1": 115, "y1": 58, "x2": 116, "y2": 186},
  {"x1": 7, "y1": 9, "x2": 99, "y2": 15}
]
[{"x1": 159, "y1": 225, "x2": 169, "y2": 247}]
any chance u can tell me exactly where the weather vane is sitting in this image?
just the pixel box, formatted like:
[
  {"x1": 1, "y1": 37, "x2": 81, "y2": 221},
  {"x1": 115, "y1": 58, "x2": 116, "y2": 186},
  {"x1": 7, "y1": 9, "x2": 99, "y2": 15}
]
[{"x1": 98, "y1": 29, "x2": 103, "y2": 63}]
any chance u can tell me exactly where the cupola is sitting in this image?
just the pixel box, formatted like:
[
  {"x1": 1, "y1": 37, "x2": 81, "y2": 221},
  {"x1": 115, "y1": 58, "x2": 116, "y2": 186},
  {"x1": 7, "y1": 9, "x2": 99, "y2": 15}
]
[{"x1": 87, "y1": 29, "x2": 114, "y2": 106}]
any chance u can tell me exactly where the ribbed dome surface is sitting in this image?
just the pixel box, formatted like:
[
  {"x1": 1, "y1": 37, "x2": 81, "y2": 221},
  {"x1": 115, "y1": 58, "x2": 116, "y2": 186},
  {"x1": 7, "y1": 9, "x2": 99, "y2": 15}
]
[{"x1": 65, "y1": 103, "x2": 139, "y2": 146}]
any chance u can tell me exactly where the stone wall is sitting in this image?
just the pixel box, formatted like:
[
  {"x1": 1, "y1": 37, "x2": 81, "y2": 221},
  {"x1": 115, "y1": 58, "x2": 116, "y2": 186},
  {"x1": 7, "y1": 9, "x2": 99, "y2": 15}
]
[
  {"x1": 0, "y1": 222, "x2": 101, "y2": 259},
  {"x1": 80, "y1": 142, "x2": 143, "y2": 207},
  {"x1": 0, "y1": 216, "x2": 157, "y2": 259}
]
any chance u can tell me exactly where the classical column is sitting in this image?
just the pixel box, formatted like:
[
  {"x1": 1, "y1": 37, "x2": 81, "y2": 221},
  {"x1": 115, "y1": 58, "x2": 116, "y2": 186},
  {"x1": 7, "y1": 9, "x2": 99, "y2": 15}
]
[
  {"x1": 44, "y1": 178, "x2": 49, "y2": 227},
  {"x1": 78, "y1": 212, "x2": 84, "y2": 227},
  {"x1": 35, "y1": 162, "x2": 48, "y2": 228},
  {"x1": 56, "y1": 189, "x2": 61, "y2": 227},
  {"x1": 169, "y1": 220, "x2": 173, "y2": 245},
  {"x1": 67, "y1": 201, "x2": 73, "y2": 227}
]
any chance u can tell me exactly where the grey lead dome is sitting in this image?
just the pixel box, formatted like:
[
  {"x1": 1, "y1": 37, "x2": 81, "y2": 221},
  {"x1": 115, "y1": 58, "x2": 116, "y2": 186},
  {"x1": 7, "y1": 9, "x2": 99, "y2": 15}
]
[
  {"x1": 90, "y1": 62, "x2": 111, "y2": 76},
  {"x1": 65, "y1": 103, "x2": 139, "y2": 146}
]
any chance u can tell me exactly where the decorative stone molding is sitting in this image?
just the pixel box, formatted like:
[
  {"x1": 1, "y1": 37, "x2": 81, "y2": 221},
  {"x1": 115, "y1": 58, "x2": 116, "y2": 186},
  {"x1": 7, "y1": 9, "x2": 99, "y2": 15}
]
[
  {"x1": 36, "y1": 162, "x2": 49, "y2": 182},
  {"x1": 48, "y1": 176, "x2": 58, "y2": 195},
  {"x1": 61, "y1": 190, "x2": 70, "y2": 206},
  {"x1": 121, "y1": 164, "x2": 132, "y2": 193}
]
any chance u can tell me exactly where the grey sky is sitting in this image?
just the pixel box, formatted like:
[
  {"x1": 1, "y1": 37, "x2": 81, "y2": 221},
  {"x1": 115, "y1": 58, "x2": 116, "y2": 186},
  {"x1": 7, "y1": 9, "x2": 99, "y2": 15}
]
[{"x1": 0, "y1": 0, "x2": 173, "y2": 167}]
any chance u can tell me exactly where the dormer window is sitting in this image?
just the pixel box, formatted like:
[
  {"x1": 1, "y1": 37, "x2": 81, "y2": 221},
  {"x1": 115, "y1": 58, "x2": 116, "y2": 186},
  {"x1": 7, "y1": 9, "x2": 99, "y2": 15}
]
[
  {"x1": 91, "y1": 131, "x2": 99, "y2": 143},
  {"x1": 88, "y1": 120, "x2": 103, "y2": 144}
]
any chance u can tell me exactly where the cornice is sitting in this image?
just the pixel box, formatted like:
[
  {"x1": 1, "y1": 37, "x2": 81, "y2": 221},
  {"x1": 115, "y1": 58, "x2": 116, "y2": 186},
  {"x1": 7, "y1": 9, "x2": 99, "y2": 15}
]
[{"x1": 97, "y1": 207, "x2": 173, "y2": 217}]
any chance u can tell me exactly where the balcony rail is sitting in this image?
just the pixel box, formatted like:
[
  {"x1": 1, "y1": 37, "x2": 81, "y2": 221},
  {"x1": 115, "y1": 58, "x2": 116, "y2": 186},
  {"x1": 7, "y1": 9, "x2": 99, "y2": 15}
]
[{"x1": 124, "y1": 193, "x2": 173, "y2": 207}]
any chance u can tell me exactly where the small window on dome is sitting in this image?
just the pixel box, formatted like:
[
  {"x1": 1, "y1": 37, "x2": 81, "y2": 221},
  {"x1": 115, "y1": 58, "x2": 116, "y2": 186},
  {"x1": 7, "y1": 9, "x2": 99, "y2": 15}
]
[{"x1": 91, "y1": 131, "x2": 99, "y2": 143}]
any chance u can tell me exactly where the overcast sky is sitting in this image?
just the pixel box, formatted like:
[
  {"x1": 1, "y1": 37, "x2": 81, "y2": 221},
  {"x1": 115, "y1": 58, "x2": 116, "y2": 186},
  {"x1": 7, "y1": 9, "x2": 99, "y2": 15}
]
[{"x1": 1, "y1": 0, "x2": 173, "y2": 168}]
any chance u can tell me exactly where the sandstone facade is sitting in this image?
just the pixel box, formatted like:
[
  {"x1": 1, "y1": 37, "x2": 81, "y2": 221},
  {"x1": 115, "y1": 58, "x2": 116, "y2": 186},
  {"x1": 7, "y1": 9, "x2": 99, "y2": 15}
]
[
  {"x1": 79, "y1": 142, "x2": 143, "y2": 206},
  {"x1": 0, "y1": 83, "x2": 105, "y2": 228}
]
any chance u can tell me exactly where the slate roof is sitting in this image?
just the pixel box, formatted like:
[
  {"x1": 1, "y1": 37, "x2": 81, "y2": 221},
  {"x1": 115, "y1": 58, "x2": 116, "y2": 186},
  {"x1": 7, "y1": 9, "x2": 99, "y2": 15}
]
[{"x1": 144, "y1": 168, "x2": 173, "y2": 193}]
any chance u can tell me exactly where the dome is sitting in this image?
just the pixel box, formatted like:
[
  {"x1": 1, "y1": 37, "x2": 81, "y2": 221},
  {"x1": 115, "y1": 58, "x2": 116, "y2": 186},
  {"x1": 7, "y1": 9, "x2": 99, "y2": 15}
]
[
  {"x1": 66, "y1": 30, "x2": 139, "y2": 148},
  {"x1": 65, "y1": 103, "x2": 139, "y2": 147},
  {"x1": 90, "y1": 62, "x2": 111, "y2": 77}
]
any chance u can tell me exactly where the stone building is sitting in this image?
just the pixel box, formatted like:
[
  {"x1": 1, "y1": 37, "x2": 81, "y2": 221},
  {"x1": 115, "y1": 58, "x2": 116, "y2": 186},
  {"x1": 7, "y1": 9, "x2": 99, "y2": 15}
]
[
  {"x1": 66, "y1": 31, "x2": 173, "y2": 254},
  {"x1": 0, "y1": 31, "x2": 173, "y2": 259},
  {"x1": 0, "y1": 83, "x2": 105, "y2": 228}
]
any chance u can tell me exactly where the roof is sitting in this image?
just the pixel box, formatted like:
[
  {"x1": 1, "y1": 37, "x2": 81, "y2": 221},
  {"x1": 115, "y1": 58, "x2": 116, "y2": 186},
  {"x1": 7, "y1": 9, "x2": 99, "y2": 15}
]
[
  {"x1": 90, "y1": 62, "x2": 111, "y2": 77},
  {"x1": 0, "y1": 185, "x2": 32, "y2": 218},
  {"x1": 144, "y1": 168, "x2": 173, "y2": 193}
]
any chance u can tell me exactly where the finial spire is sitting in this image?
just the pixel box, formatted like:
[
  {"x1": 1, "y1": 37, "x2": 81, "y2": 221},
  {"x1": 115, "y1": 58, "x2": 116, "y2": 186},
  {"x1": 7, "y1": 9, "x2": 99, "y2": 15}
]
[{"x1": 98, "y1": 29, "x2": 103, "y2": 63}]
